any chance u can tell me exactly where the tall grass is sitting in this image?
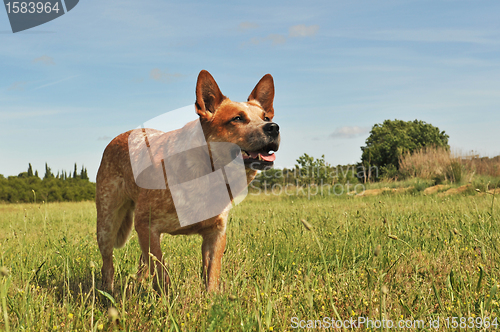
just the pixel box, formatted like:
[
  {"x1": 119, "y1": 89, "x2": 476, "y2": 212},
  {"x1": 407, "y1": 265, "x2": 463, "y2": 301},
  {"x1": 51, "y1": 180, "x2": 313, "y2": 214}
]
[
  {"x1": 399, "y1": 147, "x2": 500, "y2": 184},
  {"x1": 1, "y1": 191, "x2": 500, "y2": 331}
]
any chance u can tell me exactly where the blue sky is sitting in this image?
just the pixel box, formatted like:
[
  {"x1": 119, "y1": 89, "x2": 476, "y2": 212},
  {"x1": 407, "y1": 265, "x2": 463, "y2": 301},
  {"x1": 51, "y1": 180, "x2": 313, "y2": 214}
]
[{"x1": 1, "y1": 0, "x2": 500, "y2": 181}]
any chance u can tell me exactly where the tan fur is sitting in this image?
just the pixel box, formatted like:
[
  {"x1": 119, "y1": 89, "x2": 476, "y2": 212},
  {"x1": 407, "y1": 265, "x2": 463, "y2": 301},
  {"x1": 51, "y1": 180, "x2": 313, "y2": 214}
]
[{"x1": 96, "y1": 70, "x2": 279, "y2": 292}]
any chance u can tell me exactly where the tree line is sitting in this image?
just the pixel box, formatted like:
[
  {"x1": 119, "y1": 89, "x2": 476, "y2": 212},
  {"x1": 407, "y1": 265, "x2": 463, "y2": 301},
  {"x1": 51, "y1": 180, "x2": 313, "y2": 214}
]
[{"x1": 0, "y1": 163, "x2": 95, "y2": 203}]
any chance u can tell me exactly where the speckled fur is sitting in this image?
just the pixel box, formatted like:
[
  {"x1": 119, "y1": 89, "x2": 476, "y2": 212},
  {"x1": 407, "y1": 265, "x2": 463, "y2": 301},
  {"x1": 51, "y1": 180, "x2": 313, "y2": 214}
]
[{"x1": 96, "y1": 70, "x2": 279, "y2": 292}]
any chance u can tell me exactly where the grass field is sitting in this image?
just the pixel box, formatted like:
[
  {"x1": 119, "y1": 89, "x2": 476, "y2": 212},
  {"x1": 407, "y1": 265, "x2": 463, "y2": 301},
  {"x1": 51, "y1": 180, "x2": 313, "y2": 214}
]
[{"x1": 0, "y1": 187, "x2": 499, "y2": 331}]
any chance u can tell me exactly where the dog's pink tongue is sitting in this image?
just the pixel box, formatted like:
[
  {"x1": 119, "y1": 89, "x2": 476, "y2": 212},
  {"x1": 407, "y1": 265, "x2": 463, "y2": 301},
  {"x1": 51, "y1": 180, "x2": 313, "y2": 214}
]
[{"x1": 260, "y1": 152, "x2": 276, "y2": 162}]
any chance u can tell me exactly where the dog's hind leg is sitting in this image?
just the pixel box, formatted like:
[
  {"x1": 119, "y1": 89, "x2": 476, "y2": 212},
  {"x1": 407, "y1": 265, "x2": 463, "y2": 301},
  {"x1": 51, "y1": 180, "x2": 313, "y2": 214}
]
[
  {"x1": 114, "y1": 206, "x2": 134, "y2": 248},
  {"x1": 96, "y1": 177, "x2": 134, "y2": 291}
]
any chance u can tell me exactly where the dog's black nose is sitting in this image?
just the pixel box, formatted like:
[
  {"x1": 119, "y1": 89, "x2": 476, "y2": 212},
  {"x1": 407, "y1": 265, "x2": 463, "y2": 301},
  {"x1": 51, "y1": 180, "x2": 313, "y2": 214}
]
[{"x1": 263, "y1": 122, "x2": 280, "y2": 138}]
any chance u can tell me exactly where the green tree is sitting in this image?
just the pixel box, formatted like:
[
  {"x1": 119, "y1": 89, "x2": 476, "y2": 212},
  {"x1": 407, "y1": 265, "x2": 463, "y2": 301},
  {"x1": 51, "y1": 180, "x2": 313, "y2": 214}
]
[
  {"x1": 361, "y1": 119, "x2": 449, "y2": 178},
  {"x1": 295, "y1": 153, "x2": 333, "y2": 186}
]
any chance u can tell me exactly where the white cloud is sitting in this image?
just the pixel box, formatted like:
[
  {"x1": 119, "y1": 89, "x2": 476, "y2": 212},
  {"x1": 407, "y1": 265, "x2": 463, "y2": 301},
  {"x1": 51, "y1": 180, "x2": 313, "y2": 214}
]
[
  {"x1": 268, "y1": 34, "x2": 287, "y2": 45},
  {"x1": 238, "y1": 21, "x2": 259, "y2": 31},
  {"x1": 243, "y1": 24, "x2": 318, "y2": 47},
  {"x1": 249, "y1": 33, "x2": 286, "y2": 45},
  {"x1": 244, "y1": 33, "x2": 287, "y2": 46},
  {"x1": 32, "y1": 55, "x2": 55, "y2": 65},
  {"x1": 329, "y1": 126, "x2": 370, "y2": 139},
  {"x1": 149, "y1": 68, "x2": 182, "y2": 82},
  {"x1": 289, "y1": 24, "x2": 319, "y2": 38}
]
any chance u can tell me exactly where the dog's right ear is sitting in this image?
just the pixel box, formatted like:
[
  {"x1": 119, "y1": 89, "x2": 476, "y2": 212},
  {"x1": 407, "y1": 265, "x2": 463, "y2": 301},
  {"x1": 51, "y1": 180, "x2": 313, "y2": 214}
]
[{"x1": 195, "y1": 70, "x2": 226, "y2": 121}]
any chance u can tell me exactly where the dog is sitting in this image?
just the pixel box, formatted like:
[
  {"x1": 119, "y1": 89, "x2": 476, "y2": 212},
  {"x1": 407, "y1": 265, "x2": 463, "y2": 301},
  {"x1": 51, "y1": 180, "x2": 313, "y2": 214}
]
[{"x1": 96, "y1": 70, "x2": 280, "y2": 292}]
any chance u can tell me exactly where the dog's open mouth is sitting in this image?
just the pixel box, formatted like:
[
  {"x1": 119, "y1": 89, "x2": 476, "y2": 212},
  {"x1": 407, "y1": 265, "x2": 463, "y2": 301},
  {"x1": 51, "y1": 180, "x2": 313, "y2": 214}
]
[
  {"x1": 241, "y1": 150, "x2": 276, "y2": 162},
  {"x1": 240, "y1": 145, "x2": 277, "y2": 170}
]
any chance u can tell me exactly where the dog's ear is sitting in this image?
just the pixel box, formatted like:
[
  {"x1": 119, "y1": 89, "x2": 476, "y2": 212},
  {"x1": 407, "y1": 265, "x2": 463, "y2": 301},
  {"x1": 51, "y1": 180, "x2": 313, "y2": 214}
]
[
  {"x1": 195, "y1": 70, "x2": 226, "y2": 121},
  {"x1": 248, "y1": 74, "x2": 275, "y2": 118}
]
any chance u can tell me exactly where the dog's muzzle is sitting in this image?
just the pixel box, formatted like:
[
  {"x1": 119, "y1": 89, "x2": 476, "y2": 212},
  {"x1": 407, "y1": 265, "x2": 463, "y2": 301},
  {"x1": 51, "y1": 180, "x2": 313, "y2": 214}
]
[{"x1": 240, "y1": 122, "x2": 280, "y2": 171}]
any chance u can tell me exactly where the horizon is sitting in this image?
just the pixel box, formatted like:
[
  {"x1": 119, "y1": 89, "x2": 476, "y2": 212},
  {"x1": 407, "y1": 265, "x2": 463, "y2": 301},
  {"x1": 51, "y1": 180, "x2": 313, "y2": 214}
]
[{"x1": 4, "y1": 146, "x2": 500, "y2": 182}]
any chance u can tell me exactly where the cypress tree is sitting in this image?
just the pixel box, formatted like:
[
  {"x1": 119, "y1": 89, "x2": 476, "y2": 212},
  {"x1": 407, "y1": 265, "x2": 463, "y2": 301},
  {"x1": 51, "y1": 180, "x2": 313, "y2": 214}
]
[
  {"x1": 44, "y1": 163, "x2": 54, "y2": 179},
  {"x1": 73, "y1": 163, "x2": 78, "y2": 179},
  {"x1": 27, "y1": 163, "x2": 33, "y2": 177},
  {"x1": 80, "y1": 166, "x2": 89, "y2": 180}
]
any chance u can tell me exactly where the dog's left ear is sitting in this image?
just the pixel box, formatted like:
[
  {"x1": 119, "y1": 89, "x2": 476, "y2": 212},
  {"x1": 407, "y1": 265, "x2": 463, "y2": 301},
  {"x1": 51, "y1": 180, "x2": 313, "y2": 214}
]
[
  {"x1": 195, "y1": 70, "x2": 226, "y2": 121},
  {"x1": 248, "y1": 74, "x2": 275, "y2": 118}
]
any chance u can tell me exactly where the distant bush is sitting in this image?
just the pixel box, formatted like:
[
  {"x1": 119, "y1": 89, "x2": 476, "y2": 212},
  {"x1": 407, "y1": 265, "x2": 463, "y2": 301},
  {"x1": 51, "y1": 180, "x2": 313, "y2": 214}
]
[{"x1": 250, "y1": 153, "x2": 361, "y2": 192}]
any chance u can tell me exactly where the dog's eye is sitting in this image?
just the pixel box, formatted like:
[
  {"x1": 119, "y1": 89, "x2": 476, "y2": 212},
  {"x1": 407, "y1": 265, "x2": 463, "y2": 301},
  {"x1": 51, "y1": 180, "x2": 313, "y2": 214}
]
[
  {"x1": 232, "y1": 116, "x2": 243, "y2": 122},
  {"x1": 264, "y1": 116, "x2": 270, "y2": 122}
]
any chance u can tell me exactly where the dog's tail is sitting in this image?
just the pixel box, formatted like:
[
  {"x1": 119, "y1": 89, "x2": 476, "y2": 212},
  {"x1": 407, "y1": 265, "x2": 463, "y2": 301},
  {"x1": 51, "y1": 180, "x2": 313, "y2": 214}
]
[{"x1": 114, "y1": 208, "x2": 134, "y2": 248}]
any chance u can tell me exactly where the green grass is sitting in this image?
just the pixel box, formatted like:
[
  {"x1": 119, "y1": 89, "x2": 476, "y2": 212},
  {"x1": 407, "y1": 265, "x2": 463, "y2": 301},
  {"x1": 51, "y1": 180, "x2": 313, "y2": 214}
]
[{"x1": 0, "y1": 188, "x2": 499, "y2": 331}]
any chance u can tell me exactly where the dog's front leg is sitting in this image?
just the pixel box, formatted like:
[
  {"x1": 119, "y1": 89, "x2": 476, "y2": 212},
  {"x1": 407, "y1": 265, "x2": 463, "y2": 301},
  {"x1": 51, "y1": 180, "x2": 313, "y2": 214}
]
[{"x1": 201, "y1": 229, "x2": 226, "y2": 292}]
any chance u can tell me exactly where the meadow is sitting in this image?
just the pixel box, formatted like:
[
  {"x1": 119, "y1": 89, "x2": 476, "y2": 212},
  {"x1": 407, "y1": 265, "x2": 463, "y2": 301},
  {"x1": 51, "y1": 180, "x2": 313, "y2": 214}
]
[{"x1": 0, "y1": 184, "x2": 499, "y2": 331}]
